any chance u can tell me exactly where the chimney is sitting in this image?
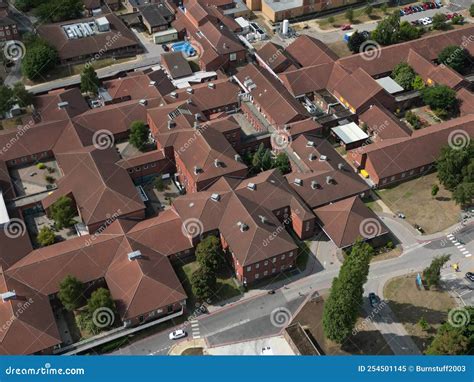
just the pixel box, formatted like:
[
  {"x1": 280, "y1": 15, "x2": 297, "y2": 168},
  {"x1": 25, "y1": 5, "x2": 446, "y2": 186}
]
[
  {"x1": 139, "y1": 99, "x2": 148, "y2": 106},
  {"x1": 193, "y1": 121, "x2": 199, "y2": 129},
  {"x1": 186, "y1": 88, "x2": 194, "y2": 94},
  {"x1": 311, "y1": 180, "x2": 319, "y2": 190},
  {"x1": 319, "y1": 155, "x2": 327, "y2": 161},
  {"x1": 259, "y1": 215, "x2": 267, "y2": 223},
  {"x1": 338, "y1": 163, "x2": 344, "y2": 170},
  {"x1": 211, "y1": 193, "x2": 220, "y2": 202},
  {"x1": 326, "y1": 176, "x2": 334, "y2": 185},
  {"x1": 57, "y1": 101, "x2": 69, "y2": 109},
  {"x1": 128, "y1": 250, "x2": 142, "y2": 261},
  {"x1": 194, "y1": 113, "x2": 201, "y2": 121},
  {"x1": 186, "y1": 98, "x2": 193, "y2": 105},
  {"x1": 234, "y1": 154, "x2": 242, "y2": 162},
  {"x1": 170, "y1": 91, "x2": 178, "y2": 98},
  {"x1": 194, "y1": 166, "x2": 202, "y2": 175},
  {"x1": 308, "y1": 153, "x2": 316, "y2": 161},
  {"x1": 214, "y1": 159, "x2": 221, "y2": 167},
  {"x1": 306, "y1": 140, "x2": 314, "y2": 147},
  {"x1": 247, "y1": 182, "x2": 256, "y2": 191},
  {"x1": 207, "y1": 82, "x2": 215, "y2": 89},
  {"x1": 1, "y1": 291, "x2": 16, "y2": 302},
  {"x1": 167, "y1": 120, "x2": 176, "y2": 129},
  {"x1": 149, "y1": 80, "x2": 156, "y2": 86},
  {"x1": 237, "y1": 221, "x2": 249, "y2": 232},
  {"x1": 294, "y1": 178, "x2": 302, "y2": 186}
]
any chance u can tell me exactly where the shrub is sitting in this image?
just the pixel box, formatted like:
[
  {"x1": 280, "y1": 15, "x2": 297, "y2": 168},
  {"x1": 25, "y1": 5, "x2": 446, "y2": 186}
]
[{"x1": 36, "y1": 162, "x2": 46, "y2": 170}]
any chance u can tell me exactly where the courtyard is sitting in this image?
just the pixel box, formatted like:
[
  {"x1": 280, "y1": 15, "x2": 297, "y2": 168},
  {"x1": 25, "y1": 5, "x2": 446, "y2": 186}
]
[{"x1": 9, "y1": 159, "x2": 61, "y2": 197}]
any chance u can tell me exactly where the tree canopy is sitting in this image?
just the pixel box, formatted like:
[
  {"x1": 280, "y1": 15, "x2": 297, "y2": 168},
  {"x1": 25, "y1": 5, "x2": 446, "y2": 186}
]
[
  {"x1": 348, "y1": 31, "x2": 367, "y2": 54},
  {"x1": 58, "y1": 275, "x2": 84, "y2": 311},
  {"x1": 37, "y1": 226, "x2": 56, "y2": 247},
  {"x1": 438, "y1": 46, "x2": 471, "y2": 75},
  {"x1": 423, "y1": 254, "x2": 450, "y2": 288},
  {"x1": 22, "y1": 37, "x2": 58, "y2": 80},
  {"x1": 80, "y1": 66, "x2": 100, "y2": 95},
  {"x1": 323, "y1": 240, "x2": 373, "y2": 343},
  {"x1": 129, "y1": 121, "x2": 149, "y2": 151},
  {"x1": 195, "y1": 236, "x2": 225, "y2": 274},
  {"x1": 432, "y1": 13, "x2": 449, "y2": 30},
  {"x1": 50, "y1": 195, "x2": 76, "y2": 229},
  {"x1": 372, "y1": 12, "x2": 422, "y2": 46},
  {"x1": 35, "y1": 0, "x2": 83, "y2": 23},
  {"x1": 391, "y1": 62, "x2": 416, "y2": 91},
  {"x1": 420, "y1": 85, "x2": 458, "y2": 117},
  {"x1": 191, "y1": 266, "x2": 217, "y2": 302}
]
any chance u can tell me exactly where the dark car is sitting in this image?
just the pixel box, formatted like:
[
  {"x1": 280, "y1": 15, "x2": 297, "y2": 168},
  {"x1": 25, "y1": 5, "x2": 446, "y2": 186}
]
[
  {"x1": 466, "y1": 272, "x2": 474, "y2": 282},
  {"x1": 369, "y1": 293, "x2": 379, "y2": 307},
  {"x1": 161, "y1": 44, "x2": 170, "y2": 52}
]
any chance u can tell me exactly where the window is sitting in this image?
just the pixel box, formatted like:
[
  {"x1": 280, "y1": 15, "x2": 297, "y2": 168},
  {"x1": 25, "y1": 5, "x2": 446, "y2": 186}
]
[
  {"x1": 264, "y1": 261, "x2": 268, "y2": 266},
  {"x1": 135, "y1": 167, "x2": 141, "y2": 171},
  {"x1": 272, "y1": 258, "x2": 276, "y2": 263},
  {"x1": 289, "y1": 252, "x2": 293, "y2": 257},
  {"x1": 167, "y1": 305, "x2": 173, "y2": 313},
  {"x1": 264, "y1": 270, "x2": 268, "y2": 276},
  {"x1": 390, "y1": 176, "x2": 396, "y2": 181},
  {"x1": 255, "y1": 273, "x2": 259, "y2": 279},
  {"x1": 401, "y1": 172, "x2": 406, "y2": 178},
  {"x1": 272, "y1": 268, "x2": 276, "y2": 273},
  {"x1": 255, "y1": 263, "x2": 260, "y2": 269},
  {"x1": 246, "y1": 266, "x2": 252, "y2": 271},
  {"x1": 420, "y1": 166, "x2": 425, "y2": 172},
  {"x1": 305, "y1": 222, "x2": 310, "y2": 231},
  {"x1": 281, "y1": 254, "x2": 286, "y2": 260},
  {"x1": 410, "y1": 170, "x2": 415, "y2": 175},
  {"x1": 281, "y1": 265, "x2": 286, "y2": 271},
  {"x1": 230, "y1": 53, "x2": 237, "y2": 61}
]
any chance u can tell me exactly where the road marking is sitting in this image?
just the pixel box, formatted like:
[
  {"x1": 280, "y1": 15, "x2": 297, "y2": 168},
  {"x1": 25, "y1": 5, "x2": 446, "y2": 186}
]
[
  {"x1": 205, "y1": 318, "x2": 251, "y2": 337},
  {"x1": 466, "y1": 254, "x2": 472, "y2": 258},
  {"x1": 441, "y1": 273, "x2": 457, "y2": 280},
  {"x1": 447, "y1": 234, "x2": 454, "y2": 238}
]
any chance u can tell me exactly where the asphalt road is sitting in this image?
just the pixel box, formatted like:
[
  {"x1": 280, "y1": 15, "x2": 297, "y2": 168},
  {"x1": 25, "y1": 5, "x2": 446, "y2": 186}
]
[{"x1": 113, "y1": 218, "x2": 473, "y2": 356}]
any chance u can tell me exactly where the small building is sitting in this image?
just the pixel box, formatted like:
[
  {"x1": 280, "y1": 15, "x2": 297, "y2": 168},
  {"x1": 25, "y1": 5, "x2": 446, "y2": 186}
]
[
  {"x1": 331, "y1": 122, "x2": 369, "y2": 150},
  {"x1": 153, "y1": 28, "x2": 178, "y2": 44},
  {"x1": 140, "y1": 2, "x2": 175, "y2": 34},
  {"x1": 161, "y1": 51, "x2": 193, "y2": 79}
]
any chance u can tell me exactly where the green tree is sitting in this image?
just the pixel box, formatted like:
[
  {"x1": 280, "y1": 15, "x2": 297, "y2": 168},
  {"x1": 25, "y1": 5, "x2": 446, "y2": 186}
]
[
  {"x1": 191, "y1": 266, "x2": 217, "y2": 302},
  {"x1": 421, "y1": 85, "x2": 458, "y2": 116},
  {"x1": 391, "y1": 62, "x2": 416, "y2": 90},
  {"x1": 345, "y1": 8, "x2": 354, "y2": 22},
  {"x1": 471, "y1": 4, "x2": 474, "y2": 17},
  {"x1": 431, "y1": 184, "x2": 439, "y2": 197},
  {"x1": 80, "y1": 66, "x2": 100, "y2": 95},
  {"x1": 398, "y1": 21, "x2": 422, "y2": 42},
  {"x1": 432, "y1": 13, "x2": 449, "y2": 30},
  {"x1": 87, "y1": 288, "x2": 116, "y2": 333},
  {"x1": 195, "y1": 236, "x2": 225, "y2": 274},
  {"x1": 405, "y1": 110, "x2": 422, "y2": 129},
  {"x1": 418, "y1": 317, "x2": 430, "y2": 331},
  {"x1": 412, "y1": 75, "x2": 425, "y2": 90},
  {"x1": 50, "y1": 195, "x2": 76, "y2": 229},
  {"x1": 438, "y1": 46, "x2": 471, "y2": 75},
  {"x1": 323, "y1": 240, "x2": 374, "y2": 343},
  {"x1": 58, "y1": 275, "x2": 84, "y2": 311},
  {"x1": 261, "y1": 149, "x2": 273, "y2": 171},
  {"x1": 328, "y1": 16, "x2": 335, "y2": 24},
  {"x1": 381, "y1": 4, "x2": 388, "y2": 14},
  {"x1": 426, "y1": 307, "x2": 473, "y2": 355},
  {"x1": 22, "y1": 38, "x2": 58, "y2": 80},
  {"x1": 0, "y1": 85, "x2": 14, "y2": 115},
  {"x1": 372, "y1": 12, "x2": 400, "y2": 46},
  {"x1": 37, "y1": 226, "x2": 56, "y2": 247},
  {"x1": 252, "y1": 143, "x2": 266, "y2": 171},
  {"x1": 35, "y1": 0, "x2": 83, "y2": 23},
  {"x1": 153, "y1": 175, "x2": 165, "y2": 192},
  {"x1": 348, "y1": 31, "x2": 367, "y2": 53},
  {"x1": 437, "y1": 143, "x2": 473, "y2": 191},
  {"x1": 452, "y1": 182, "x2": 474, "y2": 206},
  {"x1": 12, "y1": 82, "x2": 34, "y2": 107},
  {"x1": 273, "y1": 152, "x2": 291, "y2": 174},
  {"x1": 129, "y1": 120, "x2": 149, "y2": 151},
  {"x1": 15, "y1": 0, "x2": 43, "y2": 12},
  {"x1": 423, "y1": 254, "x2": 450, "y2": 288}
]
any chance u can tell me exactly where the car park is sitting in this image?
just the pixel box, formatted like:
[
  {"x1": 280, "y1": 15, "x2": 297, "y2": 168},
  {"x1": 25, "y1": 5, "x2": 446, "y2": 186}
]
[
  {"x1": 169, "y1": 329, "x2": 186, "y2": 340},
  {"x1": 466, "y1": 272, "x2": 474, "y2": 282}
]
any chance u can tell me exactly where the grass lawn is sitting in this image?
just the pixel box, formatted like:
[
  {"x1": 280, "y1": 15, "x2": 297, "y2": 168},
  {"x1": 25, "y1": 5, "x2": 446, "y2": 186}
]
[
  {"x1": 327, "y1": 41, "x2": 353, "y2": 58},
  {"x1": 364, "y1": 197, "x2": 383, "y2": 214},
  {"x1": 181, "y1": 347, "x2": 204, "y2": 355},
  {"x1": 176, "y1": 261, "x2": 242, "y2": 308},
  {"x1": 314, "y1": 6, "x2": 398, "y2": 30},
  {"x1": 376, "y1": 172, "x2": 461, "y2": 234},
  {"x1": 293, "y1": 296, "x2": 393, "y2": 355},
  {"x1": 384, "y1": 274, "x2": 456, "y2": 352}
]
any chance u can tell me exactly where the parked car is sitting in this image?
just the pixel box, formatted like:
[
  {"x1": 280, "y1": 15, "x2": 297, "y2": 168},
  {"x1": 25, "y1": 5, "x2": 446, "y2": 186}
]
[
  {"x1": 341, "y1": 24, "x2": 352, "y2": 31},
  {"x1": 465, "y1": 272, "x2": 474, "y2": 282},
  {"x1": 434, "y1": 1, "x2": 441, "y2": 8},
  {"x1": 368, "y1": 293, "x2": 379, "y2": 307},
  {"x1": 161, "y1": 44, "x2": 170, "y2": 52},
  {"x1": 397, "y1": 212, "x2": 406, "y2": 219},
  {"x1": 414, "y1": 224, "x2": 424, "y2": 233},
  {"x1": 400, "y1": 10, "x2": 405, "y2": 16},
  {"x1": 169, "y1": 329, "x2": 186, "y2": 340}
]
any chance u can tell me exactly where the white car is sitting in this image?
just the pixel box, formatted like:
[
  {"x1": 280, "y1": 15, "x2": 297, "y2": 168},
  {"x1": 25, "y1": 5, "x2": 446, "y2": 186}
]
[{"x1": 168, "y1": 329, "x2": 186, "y2": 340}]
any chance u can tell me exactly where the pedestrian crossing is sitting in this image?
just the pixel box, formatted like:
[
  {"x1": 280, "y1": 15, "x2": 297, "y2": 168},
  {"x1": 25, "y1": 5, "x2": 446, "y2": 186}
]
[
  {"x1": 447, "y1": 234, "x2": 472, "y2": 257},
  {"x1": 190, "y1": 320, "x2": 201, "y2": 339}
]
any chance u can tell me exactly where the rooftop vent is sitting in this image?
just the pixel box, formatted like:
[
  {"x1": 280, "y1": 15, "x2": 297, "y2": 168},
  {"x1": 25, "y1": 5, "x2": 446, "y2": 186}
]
[
  {"x1": 234, "y1": 154, "x2": 242, "y2": 162},
  {"x1": 149, "y1": 80, "x2": 156, "y2": 86},
  {"x1": 211, "y1": 193, "x2": 220, "y2": 202},
  {"x1": 1, "y1": 291, "x2": 16, "y2": 302},
  {"x1": 326, "y1": 176, "x2": 334, "y2": 185},
  {"x1": 128, "y1": 250, "x2": 142, "y2": 261},
  {"x1": 306, "y1": 140, "x2": 315, "y2": 147},
  {"x1": 214, "y1": 159, "x2": 221, "y2": 167},
  {"x1": 167, "y1": 120, "x2": 176, "y2": 129},
  {"x1": 237, "y1": 221, "x2": 249, "y2": 232},
  {"x1": 186, "y1": 88, "x2": 194, "y2": 94},
  {"x1": 195, "y1": 113, "x2": 201, "y2": 121},
  {"x1": 258, "y1": 215, "x2": 267, "y2": 223},
  {"x1": 247, "y1": 182, "x2": 256, "y2": 191},
  {"x1": 207, "y1": 82, "x2": 215, "y2": 89},
  {"x1": 308, "y1": 153, "x2": 316, "y2": 161},
  {"x1": 311, "y1": 180, "x2": 319, "y2": 190},
  {"x1": 57, "y1": 101, "x2": 69, "y2": 109},
  {"x1": 194, "y1": 166, "x2": 202, "y2": 175},
  {"x1": 193, "y1": 121, "x2": 199, "y2": 129},
  {"x1": 338, "y1": 163, "x2": 345, "y2": 170},
  {"x1": 186, "y1": 98, "x2": 193, "y2": 105},
  {"x1": 139, "y1": 99, "x2": 148, "y2": 106},
  {"x1": 319, "y1": 155, "x2": 327, "y2": 161},
  {"x1": 170, "y1": 91, "x2": 178, "y2": 98},
  {"x1": 294, "y1": 178, "x2": 302, "y2": 186}
]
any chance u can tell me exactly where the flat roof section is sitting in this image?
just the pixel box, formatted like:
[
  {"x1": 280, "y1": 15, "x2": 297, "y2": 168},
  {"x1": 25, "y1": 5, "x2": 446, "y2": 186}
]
[
  {"x1": 0, "y1": 190, "x2": 9, "y2": 225},
  {"x1": 375, "y1": 76, "x2": 404, "y2": 94},
  {"x1": 332, "y1": 122, "x2": 369, "y2": 145}
]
